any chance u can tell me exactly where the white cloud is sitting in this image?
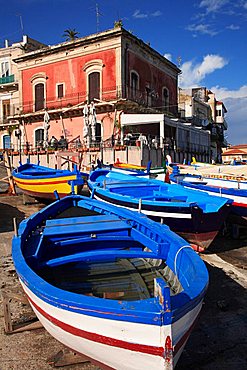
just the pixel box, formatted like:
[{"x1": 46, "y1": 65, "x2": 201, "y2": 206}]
[
  {"x1": 187, "y1": 23, "x2": 218, "y2": 36},
  {"x1": 210, "y1": 85, "x2": 247, "y2": 99},
  {"x1": 132, "y1": 9, "x2": 162, "y2": 19},
  {"x1": 199, "y1": 0, "x2": 229, "y2": 13},
  {"x1": 164, "y1": 53, "x2": 172, "y2": 61},
  {"x1": 211, "y1": 85, "x2": 247, "y2": 145},
  {"x1": 180, "y1": 55, "x2": 228, "y2": 87},
  {"x1": 151, "y1": 10, "x2": 162, "y2": 17},
  {"x1": 133, "y1": 10, "x2": 148, "y2": 19},
  {"x1": 226, "y1": 24, "x2": 240, "y2": 30}
]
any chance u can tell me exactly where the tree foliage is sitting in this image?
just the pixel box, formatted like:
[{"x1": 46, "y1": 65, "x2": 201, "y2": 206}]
[{"x1": 63, "y1": 29, "x2": 80, "y2": 41}]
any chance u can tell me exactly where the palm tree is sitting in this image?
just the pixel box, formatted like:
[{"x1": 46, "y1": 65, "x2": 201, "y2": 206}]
[{"x1": 63, "y1": 28, "x2": 80, "y2": 41}]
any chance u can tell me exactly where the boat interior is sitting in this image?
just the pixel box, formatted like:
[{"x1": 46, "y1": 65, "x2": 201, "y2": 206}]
[{"x1": 23, "y1": 207, "x2": 183, "y2": 301}]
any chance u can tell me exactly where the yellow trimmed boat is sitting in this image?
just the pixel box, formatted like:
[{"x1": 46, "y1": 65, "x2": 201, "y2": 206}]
[{"x1": 12, "y1": 161, "x2": 87, "y2": 201}]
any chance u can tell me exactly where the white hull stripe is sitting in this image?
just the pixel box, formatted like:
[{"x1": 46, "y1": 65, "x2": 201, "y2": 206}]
[
  {"x1": 28, "y1": 293, "x2": 164, "y2": 356},
  {"x1": 93, "y1": 194, "x2": 192, "y2": 219},
  {"x1": 183, "y1": 186, "x2": 247, "y2": 206},
  {"x1": 26, "y1": 290, "x2": 199, "y2": 359}
]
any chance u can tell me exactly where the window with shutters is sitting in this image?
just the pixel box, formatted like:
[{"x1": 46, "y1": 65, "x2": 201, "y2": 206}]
[
  {"x1": 2, "y1": 100, "x2": 10, "y2": 118},
  {"x1": 57, "y1": 83, "x2": 64, "y2": 99},
  {"x1": 162, "y1": 87, "x2": 169, "y2": 111},
  {"x1": 35, "y1": 83, "x2": 45, "y2": 111},
  {"x1": 130, "y1": 71, "x2": 139, "y2": 100},
  {"x1": 0, "y1": 61, "x2": 9, "y2": 78},
  {"x1": 3, "y1": 135, "x2": 11, "y2": 149},
  {"x1": 83, "y1": 60, "x2": 103, "y2": 103},
  {"x1": 88, "y1": 72, "x2": 100, "y2": 102},
  {"x1": 35, "y1": 128, "x2": 44, "y2": 147}
]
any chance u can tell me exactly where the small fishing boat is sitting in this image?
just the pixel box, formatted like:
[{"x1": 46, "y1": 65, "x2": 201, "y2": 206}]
[
  {"x1": 114, "y1": 159, "x2": 146, "y2": 171},
  {"x1": 170, "y1": 166, "x2": 247, "y2": 225},
  {"x1": 99, "y1": 159, "x2": 165, "y2": 179},
  {"x1": 12, "y1": 161, "x2": 88, "y2": 201},
  {"x1": 88, "y1": 169, "x2": 232, "y2": 250},
  {"x1": 12, "y1": 194, "x2": 208, "y2": 370}
]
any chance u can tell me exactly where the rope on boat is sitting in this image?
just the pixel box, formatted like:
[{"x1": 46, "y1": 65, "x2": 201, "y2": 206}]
[{"x1": 174, "y1": 245, "x2": 193, "y2": 277}]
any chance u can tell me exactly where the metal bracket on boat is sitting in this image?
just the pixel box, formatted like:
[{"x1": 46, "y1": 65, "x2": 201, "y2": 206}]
[
  {"x1": 54, "y1": 190, "x2": 60, "y2": 200},
  {"x1": 138, "y1": 198, "x2": 142, "y2": 212},
  {"x1": 90, "y1": 188, "x2": 95, "y2": 199},
  {"x1": 68, "y1": 178, "x2": 85, "y2": 195}
]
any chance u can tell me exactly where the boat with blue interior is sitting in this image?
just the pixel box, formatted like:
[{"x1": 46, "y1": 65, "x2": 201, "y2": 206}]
[
  {"x1": 88, "y1": 168, "x2": 232, "y2": 250},
  {"x1": 12, "y1": 161, "x2": 88, "y2": 201},
  {"x1": 12, "y1": 194, "x2": 208, "y2": 370}
]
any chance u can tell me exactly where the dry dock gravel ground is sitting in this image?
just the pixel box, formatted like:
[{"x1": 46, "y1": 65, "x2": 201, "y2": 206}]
[{"x1": 0, "y1": 167, "x2": 247, "y2": 369}]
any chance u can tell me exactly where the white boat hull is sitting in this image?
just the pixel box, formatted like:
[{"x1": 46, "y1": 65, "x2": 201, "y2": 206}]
[{"x1": 21, "y1": 282, "x2": 203, "y2": 370}]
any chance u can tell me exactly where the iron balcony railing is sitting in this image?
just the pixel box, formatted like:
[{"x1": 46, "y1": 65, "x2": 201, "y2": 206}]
[
  {"x1": 12, "y1": 85, "x2": 177, "y2": 115},
  {"x1": 0, "y1": 74, "x2": 15, "y2": 84}
]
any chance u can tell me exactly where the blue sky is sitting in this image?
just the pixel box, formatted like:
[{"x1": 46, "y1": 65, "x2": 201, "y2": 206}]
[{"x1": 1, "y1": 0, "x2": 246, "y2": 144}]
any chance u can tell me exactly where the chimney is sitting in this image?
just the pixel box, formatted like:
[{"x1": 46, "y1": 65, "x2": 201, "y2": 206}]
[
  {"x1": 5, "y1": 40, "x2": 9, "y2": 48},
  {"x1": 23, "y1": 35, "x2": 28, "y2": 44}
]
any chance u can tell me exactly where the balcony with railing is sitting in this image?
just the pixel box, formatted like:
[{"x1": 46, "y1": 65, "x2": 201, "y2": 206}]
[
  {"x1": 0, "y1": 74, "x2": 15, "y2": 84},
  {"x1": 13, "y1": 85, "x2": 177, "y2": 116}
]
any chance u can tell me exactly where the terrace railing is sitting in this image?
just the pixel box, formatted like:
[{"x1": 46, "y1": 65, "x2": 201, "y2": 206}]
[{"x1": 11, "y1": 85, "x2": 176, "y2": 115}]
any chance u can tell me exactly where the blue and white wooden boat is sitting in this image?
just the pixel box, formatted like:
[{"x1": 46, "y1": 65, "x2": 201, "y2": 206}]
[
  {"x1": 12, "y1": 195, "x2": 208, "y2": 370},
  {"x1": 170, "y1": 166, "x2": 247, "y2": 225},
  {"x1": 96, "y1": 159, "x2": 165, "y2": 179},
  {"x1": 12, "y1": 161, "x2": 88, "y2": 201},
  {"x1": 88, "y1": 169, "x2": 232, "y2": 251}
]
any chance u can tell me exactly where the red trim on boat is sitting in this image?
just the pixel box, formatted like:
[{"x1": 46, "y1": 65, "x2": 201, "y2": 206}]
[
  {"x1": 17, "y1": 189, "x2": 68, "y2": 200},
  {"x1": 232, "y1": 201, "x2": 247, "y2": 208},
  {"x1": 26, "y1": 293, "x2": 198, "y2": 358},
  {"x1": 14, "y1": 178, "x2": 73, "y2": 186}
]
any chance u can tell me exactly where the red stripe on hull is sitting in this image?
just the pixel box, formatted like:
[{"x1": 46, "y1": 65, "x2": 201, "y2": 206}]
[
  {"x1": 25, "y1": 292, "x2": 199, "y2": 361},
  {"x1": 14, "y1": 178, "x2": 73, "y2": 186},
  {"x1": 20, "y1": 189, "x2": 68, "y2": 200},
  {"x1": 232, "y1": 201, "x2": 247, "y2": 208}
]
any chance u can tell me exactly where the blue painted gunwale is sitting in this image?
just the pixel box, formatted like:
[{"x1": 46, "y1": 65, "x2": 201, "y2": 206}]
[
  {"x1": 12, "y1": 162, "x2": 88, "y2": 180},
  {"x1": 88, "y1": 169, "x2": 232, "y2": 213},
  {"x1": 170, "y1": 171, "x2": 247, "y2": 217},
  {"x1": 12, "y1": 195, "x2": 208, "y2": 326}
]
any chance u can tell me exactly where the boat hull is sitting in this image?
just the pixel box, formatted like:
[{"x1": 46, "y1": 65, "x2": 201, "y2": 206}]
[
  {"x1": 13, "y1": 174, "x2": 82, "y2": 200},
  {"x1": 12, "y1": 195, "x2": 209, "y2": 369},
  {"x1": 12, "y1": 162, "x2": 86, "y2": 200},
  {"x1": 21, "y1": 282, "x2": 203, "y2": 370}
]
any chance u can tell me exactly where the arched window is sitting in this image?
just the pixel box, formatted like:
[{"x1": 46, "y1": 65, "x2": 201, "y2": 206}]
[
  {"x1": 130, "y1": 71, "x2": 139, "y2": 100},
  {"x1": 162, "y1": 87, "x2": 169, "y2": 111},
  {"x1": 83, "y1": 60, "x2": 103, "y2": 102},
  {"x1": 88, "y1": 72, "x2": 100, "y2": 102},
  {"x1": 35, "y1": 128, "x2": 44, "y2": 147},
  {"x1": 31, "y1": 73, "x2": 47, "y2": 112},
  {"x1": 35, "y1": 83, "x2": 45, "y2": 111}
]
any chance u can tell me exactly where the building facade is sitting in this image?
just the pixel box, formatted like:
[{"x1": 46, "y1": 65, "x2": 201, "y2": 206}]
[
  {"x1": 10, "y1": 27, "x2": 179, "y2": 152},
  {"x1": 2, "y1": 26, "x2": 213, "y2": 165},
  {"x1": 178, "y1": 87, "x2": 228, "y2": 163},
  {"x1": 0, "y1": 35, "x2": 46, "y2": 151}
]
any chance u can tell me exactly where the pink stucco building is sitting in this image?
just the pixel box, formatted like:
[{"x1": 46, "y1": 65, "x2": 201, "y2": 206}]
[{"x1": 12, "y1": 26, "x2": 180, "y2": 151}]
